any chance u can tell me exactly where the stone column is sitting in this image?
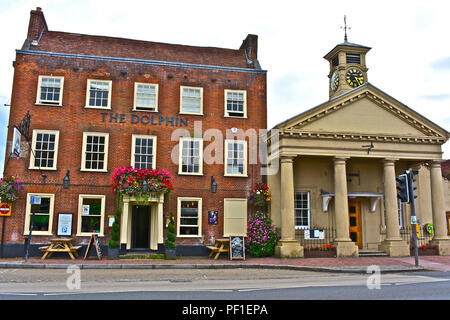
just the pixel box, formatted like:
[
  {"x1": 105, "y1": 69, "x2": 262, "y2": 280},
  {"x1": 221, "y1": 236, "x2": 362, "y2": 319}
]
[
  {"x1": 275, "y1": 156, "x2": 303, "y2": 258},
  {"x1": 429, "y1": 160, "x2": 450, "y2": 255},
  {"x1": 120, "y1": 198, "x2": 130, "y2": 254},
  {"x1": 333, "y1": 157, "x2": 358, "y2": 257},
  {"x1": 379, "y1": 159, "x2": 409, "y2": 256}
]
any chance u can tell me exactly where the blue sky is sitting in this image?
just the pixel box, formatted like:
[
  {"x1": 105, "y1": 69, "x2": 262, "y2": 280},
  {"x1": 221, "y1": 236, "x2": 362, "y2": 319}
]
[{"x1": 0, "y1": 0, "x2": 449, "y2": 176}]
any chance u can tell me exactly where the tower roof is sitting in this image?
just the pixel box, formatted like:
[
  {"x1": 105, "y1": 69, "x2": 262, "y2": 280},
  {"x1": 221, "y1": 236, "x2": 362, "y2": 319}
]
[{"x1": 323, "y1": 40, "x2": 371, "y2": 60}]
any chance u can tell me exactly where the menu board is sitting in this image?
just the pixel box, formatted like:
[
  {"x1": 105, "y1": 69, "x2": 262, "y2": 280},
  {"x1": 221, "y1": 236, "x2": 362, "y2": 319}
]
[{"x1": 229, "y1": 236, "x2": 245, "y2": 260}]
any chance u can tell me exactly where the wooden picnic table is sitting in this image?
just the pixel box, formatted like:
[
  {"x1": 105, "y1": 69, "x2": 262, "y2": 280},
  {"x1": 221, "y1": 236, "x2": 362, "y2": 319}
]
[
  {"x1": 206, "y1": 238, "x2": 230, "y2": 260},
  {"x1": 39, "y1": 237, "x2": 82, "y2": 260}
]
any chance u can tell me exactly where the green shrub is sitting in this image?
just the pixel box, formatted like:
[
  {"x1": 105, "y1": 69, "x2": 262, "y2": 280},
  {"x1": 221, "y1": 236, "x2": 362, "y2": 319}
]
[{"x1": 165, "y1": 212, "x2": 176, "y2": 249}]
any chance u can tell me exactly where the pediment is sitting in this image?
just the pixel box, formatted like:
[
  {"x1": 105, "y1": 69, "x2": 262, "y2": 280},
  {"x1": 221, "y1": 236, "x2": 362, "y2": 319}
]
[{"x1": 277, "y1": 84, "x2": 449, "y2": 143}]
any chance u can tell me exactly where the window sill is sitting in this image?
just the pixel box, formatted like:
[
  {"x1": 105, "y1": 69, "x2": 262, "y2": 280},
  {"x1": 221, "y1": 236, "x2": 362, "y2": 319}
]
[
  {"x1": 132, "y1": 107, "x2": 158, "y2": 113},
  {"x1": 224, "y1": 115, "x2": 248, "y2": 119},
  {"x1": 24, "y1": 231, "x2": 53, "y2": 236},
  {"x1": 224, "y1": 174, "x2": 248, "y2": 178},
  {"x1": 179, "y1": 112, "x2": 204, "y2": 116},
  {"x1": 176, "y1": 235, "x2": 202, "y2": 238},
  {"x1": 35, "y1": 103, "x2": 63, "y2": 107},
  {"x1": 177, "y1": 172, "x2": 204, "y2": 176},
  {"x1": 77, "y1": 233, "x2": 104, "y2": 237},
  {"x1": 28, "y1": 167, "x2": 57, "y2": 171},
  {"x1": 80, "y1": 169, "x2": 109, "y2": 173},
  {"x1": 84, "y1": 106, "x2": 112, "y2": 110}
]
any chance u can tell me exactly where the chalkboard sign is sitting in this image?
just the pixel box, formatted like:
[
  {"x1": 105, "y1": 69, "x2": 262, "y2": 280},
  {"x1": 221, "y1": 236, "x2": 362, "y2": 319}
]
[
  {"x1": 229, "y1": 236, "x2": 245, "y2": 260},
  {"x1": 84, "y1": 234, "x2": 102, "y2": 260}
]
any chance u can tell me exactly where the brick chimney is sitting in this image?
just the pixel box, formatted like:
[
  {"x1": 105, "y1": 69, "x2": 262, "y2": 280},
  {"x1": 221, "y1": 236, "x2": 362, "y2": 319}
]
[
  {"x1": 26, "y1": 7, "x2": 48, "y2": 42},
  {"x1": 240, "y1": 34, "x2": 259, "y2": 68}
]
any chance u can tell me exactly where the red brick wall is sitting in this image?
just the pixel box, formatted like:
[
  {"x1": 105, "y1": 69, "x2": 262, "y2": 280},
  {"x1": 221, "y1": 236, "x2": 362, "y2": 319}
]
[{"x1": 3, "y1": 47, "x2": 267, "y2": 248}]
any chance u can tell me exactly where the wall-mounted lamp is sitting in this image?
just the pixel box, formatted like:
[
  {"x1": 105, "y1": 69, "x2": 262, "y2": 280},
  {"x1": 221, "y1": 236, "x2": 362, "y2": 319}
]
[
  {"x1": 63, "y1": 170, "x2": 70, "y2": 189},
  {"x1": 211, "y1": 176, "x2": 217, "y2": 193},
  {"x1": 142, "y1": 180, "x2": 149, "y2": 194}
]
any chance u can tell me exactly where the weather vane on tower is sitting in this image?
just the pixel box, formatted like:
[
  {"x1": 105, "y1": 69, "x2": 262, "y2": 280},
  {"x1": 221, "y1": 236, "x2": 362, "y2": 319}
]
[{"x1": 341, "y1": 15, "x2": 351, "y2": 42}]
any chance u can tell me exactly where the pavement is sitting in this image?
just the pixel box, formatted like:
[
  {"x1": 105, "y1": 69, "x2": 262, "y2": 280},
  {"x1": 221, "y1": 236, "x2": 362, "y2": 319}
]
[{"x1": 1, "y1": 254, "x2": 449, "y2": 273}]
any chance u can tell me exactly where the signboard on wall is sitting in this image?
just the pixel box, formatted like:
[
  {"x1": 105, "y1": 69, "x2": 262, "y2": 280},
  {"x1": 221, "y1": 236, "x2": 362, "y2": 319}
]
[
  {"x1": 304, "y1": 229, "x2": 325, "y2": 240},
  {"x1": 57, "y1": 213, "x2": 73, "y2": 236},
  {"x1": 12, "y1": 127, "x2": 21, "y2": 156},
  {"x1": 208, "y1": 211, "x2": 218, "y2": 225}
]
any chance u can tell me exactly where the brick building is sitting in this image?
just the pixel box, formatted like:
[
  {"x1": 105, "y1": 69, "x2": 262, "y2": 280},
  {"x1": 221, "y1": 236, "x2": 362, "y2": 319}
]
[{"x1": 1, "y1": 8, "x2": 267, "y2": 257}]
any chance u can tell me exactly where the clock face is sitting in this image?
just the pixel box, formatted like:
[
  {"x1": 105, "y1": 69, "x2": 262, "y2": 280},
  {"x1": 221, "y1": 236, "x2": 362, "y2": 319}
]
[
  {"x1": 346, "y1": 68, "x2": 364, "y2": 88},
  {"x1": 331, "y1": 71, "x2": 339, "y2": 91}
]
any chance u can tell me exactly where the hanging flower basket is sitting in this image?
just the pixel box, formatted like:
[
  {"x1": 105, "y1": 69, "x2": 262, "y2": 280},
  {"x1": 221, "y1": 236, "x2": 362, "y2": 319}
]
[
  {"x1": 248, "y1": 182, "x2": 271, "y2": 212},
  {"x1": 111, "y1": 167, "x2": 174, "y2": 198},
  {"x1": 0, "y1": 176, "x2": 24, "y2": 203}
]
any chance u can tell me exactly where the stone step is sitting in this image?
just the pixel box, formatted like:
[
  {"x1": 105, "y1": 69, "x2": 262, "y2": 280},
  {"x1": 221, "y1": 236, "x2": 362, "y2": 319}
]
[{"x1": 359, "y1": 250, "x2": 388, "y2": 257}]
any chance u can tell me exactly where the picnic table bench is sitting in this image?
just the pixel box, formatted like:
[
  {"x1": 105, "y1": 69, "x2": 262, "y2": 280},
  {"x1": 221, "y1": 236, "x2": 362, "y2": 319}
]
[
  {"x1": 40, "y1": 237, "x2": 81, "y2": 260},
  {"x1": 206, "y1": 238, "x2": 230, "y2": 260}
]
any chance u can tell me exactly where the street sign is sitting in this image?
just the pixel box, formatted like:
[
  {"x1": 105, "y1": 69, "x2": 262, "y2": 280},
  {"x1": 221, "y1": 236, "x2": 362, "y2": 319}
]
[
  {"x1": 0, "y1": 203, "x2": 11, "y2": 217},
  {"x1": 30, "y1": 195, "x2": 41, "y2": 205},
  {"x1": 411, "y1": 216, "x2": 418, "y2": 224}
]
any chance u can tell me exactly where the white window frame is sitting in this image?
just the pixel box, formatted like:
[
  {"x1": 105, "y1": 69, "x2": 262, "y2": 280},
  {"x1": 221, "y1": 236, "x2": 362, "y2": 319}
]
[
  {"x1": 29, "y1": 129, "x2": 60, "y2": 170},
  {"x1": 133, "y1": 82, "x2": 158, "y2": 112},
  {"x1": 85, "y1": 79, "x2": 112, "y2": 109},
  {"x1": 177, "y1": 197, "x2": 202, "y2": 237},
  {"x1": 36, "y1": 75, "x2": 64, "y2": 106},
  {"x1": 224, "y1": 89, "x2": 247, "y2": 118},
  {"x1": 24, "y1": 193, "x2": 55, "y2": 236},
  {"x1": 81, "y1": 132, "x2": 109, "y2": 172},
  {"x1": 294, "y1": 191, "x2": 310, "y2": 229},
  {"x1": 180, "y1": 86, "x2": 203, "y2": 115},
  {"x1": 131, "y1": 134, "x2": 157, "y2": 169},
  {"x1": 77, "y1": 194, "x2": 106, "y2": 236},
  {"x1": 178, "y1": 137, "x2": 203, "y2": 175},
  {"x1": 224, "y1": 139, "x2": 247, "y2": 177}
]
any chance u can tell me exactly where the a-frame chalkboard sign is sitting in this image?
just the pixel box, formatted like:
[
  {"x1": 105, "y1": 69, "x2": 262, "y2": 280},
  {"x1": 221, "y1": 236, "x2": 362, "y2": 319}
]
[{"x1": 84, "y1": 234, "x2": 102, "y2": 260}]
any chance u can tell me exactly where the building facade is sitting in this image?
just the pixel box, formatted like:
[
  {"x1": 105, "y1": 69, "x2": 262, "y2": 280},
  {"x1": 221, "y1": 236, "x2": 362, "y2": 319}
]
[
  {"x1": 1, "y1": 8, "x2": 267, "y2": 256},
  {"x1": 268, "y1": 40, "x2": 450, "y2": 257}
]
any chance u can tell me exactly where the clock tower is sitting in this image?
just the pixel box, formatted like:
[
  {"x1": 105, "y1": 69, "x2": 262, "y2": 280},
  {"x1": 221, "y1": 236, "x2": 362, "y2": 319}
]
[{"x1": 324, "y1": 39, "x2": 371, "y2": 99}]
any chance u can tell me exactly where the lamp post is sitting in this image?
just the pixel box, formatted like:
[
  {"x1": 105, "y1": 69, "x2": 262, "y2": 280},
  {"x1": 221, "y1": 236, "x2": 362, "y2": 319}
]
[
  {"x1": 142, "y1": 180, "x2": 149, "y2": 194},
  {"x1": 211, "y1": 176, "x2": 217, "y2": 193},
  {"x1": 63, "y1": 170, "x2": 70, "y2": 189}
]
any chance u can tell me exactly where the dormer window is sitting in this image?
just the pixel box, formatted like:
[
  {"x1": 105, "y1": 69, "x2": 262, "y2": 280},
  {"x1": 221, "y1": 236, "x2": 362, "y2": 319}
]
[{"x1": 346, "y1": 53, "x2": 361, "y2": 64}]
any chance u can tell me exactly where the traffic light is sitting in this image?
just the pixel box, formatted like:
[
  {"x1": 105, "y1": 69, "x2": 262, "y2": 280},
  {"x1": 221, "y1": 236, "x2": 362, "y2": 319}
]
[
  {"x1": 396, "y1": 174, "x2": 409, "y2": 203},
  {"x1": 407, "y1": 169, "x2": 419, "y2": 203}
]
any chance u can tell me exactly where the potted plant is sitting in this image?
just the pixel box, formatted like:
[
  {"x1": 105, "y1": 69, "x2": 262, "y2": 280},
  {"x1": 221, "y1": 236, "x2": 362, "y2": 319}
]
[{"x1": 165, "y1": 212, "x2": 176, "y2": 259}]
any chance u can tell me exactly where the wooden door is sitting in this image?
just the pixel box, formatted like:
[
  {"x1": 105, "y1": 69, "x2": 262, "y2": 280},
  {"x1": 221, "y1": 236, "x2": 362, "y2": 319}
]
[
  {"x1": 131, "y1": 205, "x2": 150, "y2": 249},
  {"x1": 348, "y1": 202, "x2": 362, "y2": 248},
  {"x1": 447, "y1": 212, "x2": 450, "y2": 235}
]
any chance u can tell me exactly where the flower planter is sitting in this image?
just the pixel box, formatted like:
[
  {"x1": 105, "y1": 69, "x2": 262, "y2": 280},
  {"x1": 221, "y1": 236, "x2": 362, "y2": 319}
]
[
  {"x1": 108, "y1": 247, "x2": 120, "y2": 259},
  {"x1": 165, "y1": 248, "x2": 176, "y2": 260},
  {"x1": 410, "y1": 247, "x2": 439, "y2": 256},
  {"x1": 304, "y1": 250, "x2": 336, "y2": 258}
]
